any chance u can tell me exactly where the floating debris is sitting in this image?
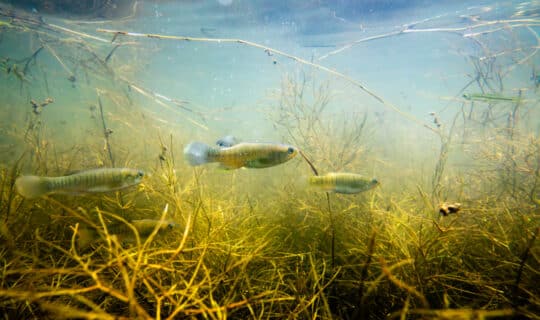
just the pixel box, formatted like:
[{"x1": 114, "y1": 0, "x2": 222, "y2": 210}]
[
  {"x1": 439, "y1": 202, "x2": 461, "y2": 216},
  {"x1": 429, "y1": 112, "x2": 441, "y2": 128},
  {"x1": 30, "y1": 97, "x2": 54, "y2": 115}
]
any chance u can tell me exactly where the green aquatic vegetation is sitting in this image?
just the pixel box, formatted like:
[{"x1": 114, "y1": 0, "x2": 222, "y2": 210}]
[
  {"x1": 430, "y1": 112, "x2": 459, "y2": 204},
  {"x1": 1, "y1": 142, "x2": 539, "y2": 318},
  {"x1": 269, "y1": 71, "x2": 372, "y2": 173}
]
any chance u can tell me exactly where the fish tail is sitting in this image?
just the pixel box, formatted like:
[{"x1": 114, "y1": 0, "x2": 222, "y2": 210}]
[
  {"x1": 184, "y1": 142, "x2": 212, "y2": 166},
  {"x1": 305, "y1": 175, "x2": 322, "y2": 190},
  {"x1": 310, "y1": 174, "x2": 329, "y2": 185},
  {"x1": 15, "y1": 176, "x2": 51, "y2": 198}
]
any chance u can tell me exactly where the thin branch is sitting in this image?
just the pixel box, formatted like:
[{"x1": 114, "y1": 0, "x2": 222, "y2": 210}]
[{"x1": 97, "y1": 28, "x2": 435, "y2": 133}]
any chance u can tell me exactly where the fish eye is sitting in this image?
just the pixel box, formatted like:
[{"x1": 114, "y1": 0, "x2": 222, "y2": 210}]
[
  {"x1": 372, "y1": 179, "x2": 378, "y2": 184},
  {"x1": 287, "y1": 147, "x2": 295, "y2": 154},
  {"x1": 137, "y1": 171, "x2": 144, "y2": 178},
  {"x1": 167, "y1": 223, "x2": 175, "y2": 229}
]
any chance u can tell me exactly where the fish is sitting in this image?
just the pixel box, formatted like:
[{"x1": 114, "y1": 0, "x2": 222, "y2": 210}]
[
  {"x1": 78, "y1": 219, "x2": 177, "y2": 249},
  {"x1": 184, "y1": 141, "x2": 298, "y2": 169},
  {"x1": 462, "y1": 93, "x2": 519, "y2": 102},
  {"x1": 15, "y1": 168, "x2": 144, "y2": 199},
  {"x1": 308, "y1": 172, "x2": 379, "y2": 194},
  {"x1": 108, "y1": 219, "x2": 178, "y2": 238}
]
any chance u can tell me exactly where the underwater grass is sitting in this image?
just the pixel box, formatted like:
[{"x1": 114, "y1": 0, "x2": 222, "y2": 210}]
[
  {"x1": 3, "y1": 108, "x2": 538, "y2": 319},
  {"x1": 0, "y1": 128, "x2": 539, "y2": 319}
]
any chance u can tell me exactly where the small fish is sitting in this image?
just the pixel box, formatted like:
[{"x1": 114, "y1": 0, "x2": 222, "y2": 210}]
[
  {"x1": 216, "y1": 135, "x2": 240, "y2": 147},
  {"x1": 184, "y1": 141, "x2": 298, "y2": 169},
  {"x1": 109, "y1": 219, "x2": 177, "y2": 238},
  {"x1": 78, "y1": 219, "x2": 177, "y2": 249},
  {"x1": 15, "y1": 168, "x2": 144, "y2": 199},
  {"x1": 308, "y1": 173, "x2": 379, "y2": 194},
  {"x1": 462, "y1": 93, "x2": 519, "y2": 102}
]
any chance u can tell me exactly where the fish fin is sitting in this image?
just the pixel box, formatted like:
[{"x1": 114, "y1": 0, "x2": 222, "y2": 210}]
[
  {"x1": 245, "y1": 158, "x2": 274, "y2": 168},
  {"x1": 64, "y1": 170, "x2": 83, "y2": 176},
  {"x1": 55, "y1": 191, "x2": 88, "y2": 195},
  {"x1": 296, "y1": 174, "x2": 311, "y2": 190},
  {"x1": 306, "y1": 175, "x2": 318, "y2": 187},
  {"x1": 84, "y1": 186, "x2": 114, "y2": 193},
  {"x1": 85, "y1": 182, "x2": 128, "y2": 193},
  {"x1": 218, "y1": 162, "x2": 244, "y2": 170},
  {"x1": 216, "y1": 135, "x2": 239, "y2": 147},
  {"x1": 15, "y1": 176, "x2": 50, "y2": 199},
  {"x1": 184, "y1": 142, "x2": 211, "y2": 166}
]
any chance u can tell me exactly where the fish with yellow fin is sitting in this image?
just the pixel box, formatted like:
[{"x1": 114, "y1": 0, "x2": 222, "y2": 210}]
[
  {"x1": 308, "y1": 172, "x2": 379, "y2": 194},
  {"x1": 184, "y1": 138, "x2": 298, "y2": 169}
]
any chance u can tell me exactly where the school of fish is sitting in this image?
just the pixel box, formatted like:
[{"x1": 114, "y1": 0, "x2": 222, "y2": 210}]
[{"x1": 15, "y1": 135, "x2": 380, "y2": 246}]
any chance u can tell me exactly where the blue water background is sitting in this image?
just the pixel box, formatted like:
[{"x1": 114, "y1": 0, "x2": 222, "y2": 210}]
[{"x1": 0, "y1": 0, "x2": 537, "y2": 187}]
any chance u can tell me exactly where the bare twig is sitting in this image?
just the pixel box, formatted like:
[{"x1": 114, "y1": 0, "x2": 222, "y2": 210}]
[
  {"x1": 96, "y1": 89, "x2": 114, "y2": 167},
  {"x1": 97, "y1": 28, "x2": 435, "y2": 132}
]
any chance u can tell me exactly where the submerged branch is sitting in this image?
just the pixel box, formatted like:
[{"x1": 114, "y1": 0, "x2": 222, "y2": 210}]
[
  {"x1": 97, "y1": 28, "x2": 435, "y2": 133},
  {"x1": 97, "y1": 89, "x2": 115, "y2": 167}
]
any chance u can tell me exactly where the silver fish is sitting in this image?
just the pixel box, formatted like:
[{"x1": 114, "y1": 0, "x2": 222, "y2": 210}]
[
  {"x1": 184, "y1": 141, "x2": 297, "y2": 169},
  {"x1": 216, "y1": 135, "x2": 240, "y2": 148},
  {"x1": 78, "y1": 219, "x2": 177, "y2": 249},
  {"x1": 308, "y1": 172, "x2": 379, "y2": 194},
  {"x1": 15, "y1": 168, "x2": 144, "y2": 199}
]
